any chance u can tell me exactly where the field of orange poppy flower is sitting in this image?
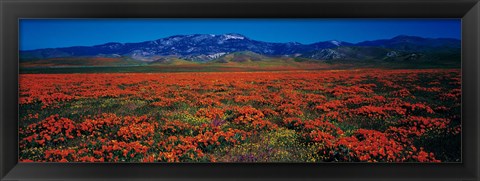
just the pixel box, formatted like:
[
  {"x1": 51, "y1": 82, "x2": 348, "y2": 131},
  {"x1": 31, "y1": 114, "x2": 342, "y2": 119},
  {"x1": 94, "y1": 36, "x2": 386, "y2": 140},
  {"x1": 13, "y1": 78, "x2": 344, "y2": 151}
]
[{"x1": 18, "y1": 69, "x2": 461, "y2": 162}]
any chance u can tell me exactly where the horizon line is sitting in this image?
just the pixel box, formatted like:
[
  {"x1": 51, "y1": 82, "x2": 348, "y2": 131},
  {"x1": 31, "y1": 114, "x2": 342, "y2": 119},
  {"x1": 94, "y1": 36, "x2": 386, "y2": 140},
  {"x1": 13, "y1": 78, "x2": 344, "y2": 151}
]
[{"x1": 20, "y1": 33, "x2": 461, "y2": 51}]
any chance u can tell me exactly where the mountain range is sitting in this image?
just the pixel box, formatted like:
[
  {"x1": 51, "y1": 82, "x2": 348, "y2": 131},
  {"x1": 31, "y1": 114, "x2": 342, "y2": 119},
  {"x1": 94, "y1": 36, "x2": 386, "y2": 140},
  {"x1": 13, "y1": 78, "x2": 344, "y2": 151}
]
[{"x1": 20, "y1": 33, "x2": 461, "y2": 65}]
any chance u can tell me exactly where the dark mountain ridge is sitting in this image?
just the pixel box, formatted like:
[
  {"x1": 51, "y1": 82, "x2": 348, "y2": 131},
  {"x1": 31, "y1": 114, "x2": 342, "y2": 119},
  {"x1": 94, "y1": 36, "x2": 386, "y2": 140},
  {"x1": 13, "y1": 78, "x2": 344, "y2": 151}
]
[{"x1": 20, "y1": 33, "x2": 460, "y2": 63}]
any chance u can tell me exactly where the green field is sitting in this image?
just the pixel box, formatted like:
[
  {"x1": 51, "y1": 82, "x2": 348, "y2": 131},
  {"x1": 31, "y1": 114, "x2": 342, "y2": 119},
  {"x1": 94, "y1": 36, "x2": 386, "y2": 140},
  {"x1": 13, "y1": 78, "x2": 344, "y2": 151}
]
[{"x1": 20, "y1": 61, "x2": 461, "y2": 74}]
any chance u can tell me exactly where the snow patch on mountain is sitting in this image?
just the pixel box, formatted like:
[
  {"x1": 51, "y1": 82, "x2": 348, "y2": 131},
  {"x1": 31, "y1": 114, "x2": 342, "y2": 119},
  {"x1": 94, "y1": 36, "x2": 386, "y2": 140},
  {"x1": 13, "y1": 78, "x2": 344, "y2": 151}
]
[
  {"x1": 223, "y1": 34, "x2": 245, "y2": 40},
  {"x1": 186, "y1": 48, "x2": 195, "y2": 53},
  {"x1": 207, "y1": 52, "x2": 227, "y2": 59},
  {"x1": 330, "y1": 40, "x2": 341, "y2": 46}
]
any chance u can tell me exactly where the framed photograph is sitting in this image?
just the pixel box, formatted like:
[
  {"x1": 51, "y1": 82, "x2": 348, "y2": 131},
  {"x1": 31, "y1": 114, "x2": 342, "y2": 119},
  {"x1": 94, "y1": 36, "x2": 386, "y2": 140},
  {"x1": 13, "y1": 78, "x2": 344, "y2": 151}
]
[{"x1": 1, "y1": 0, "x2": 479, "y2": 180}]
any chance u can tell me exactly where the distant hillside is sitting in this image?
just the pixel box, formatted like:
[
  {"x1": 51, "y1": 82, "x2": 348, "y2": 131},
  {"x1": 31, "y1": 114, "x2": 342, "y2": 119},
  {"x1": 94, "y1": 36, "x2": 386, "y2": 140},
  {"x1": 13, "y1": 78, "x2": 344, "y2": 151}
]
[
  {"x1": 212, "y1": 51, "x2": 269, "y2": 63},
  {"x1": 20, "y1": 33, "x2": 461, "y2": 67}
]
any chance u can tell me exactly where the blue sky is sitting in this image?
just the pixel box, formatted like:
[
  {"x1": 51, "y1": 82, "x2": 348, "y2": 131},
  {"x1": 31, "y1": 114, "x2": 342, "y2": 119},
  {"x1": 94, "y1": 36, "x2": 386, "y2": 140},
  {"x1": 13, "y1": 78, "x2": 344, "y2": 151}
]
[{"x1": 19, "y1": 19, "x2": 461, "y2": 50}]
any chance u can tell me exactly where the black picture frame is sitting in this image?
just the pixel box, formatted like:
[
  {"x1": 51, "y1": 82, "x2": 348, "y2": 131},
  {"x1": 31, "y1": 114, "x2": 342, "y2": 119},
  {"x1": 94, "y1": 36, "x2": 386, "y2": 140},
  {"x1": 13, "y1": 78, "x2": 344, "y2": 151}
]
[{"x1": 1, "y1": 0, "x2": 479, "y2": 180}]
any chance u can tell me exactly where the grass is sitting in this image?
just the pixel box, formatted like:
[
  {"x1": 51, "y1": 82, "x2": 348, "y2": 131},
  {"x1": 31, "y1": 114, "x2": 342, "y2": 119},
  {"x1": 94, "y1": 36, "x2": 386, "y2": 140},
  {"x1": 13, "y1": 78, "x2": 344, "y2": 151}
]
[{"x1": 21, "y1": 62, "x2": 460, "y2": 74}]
